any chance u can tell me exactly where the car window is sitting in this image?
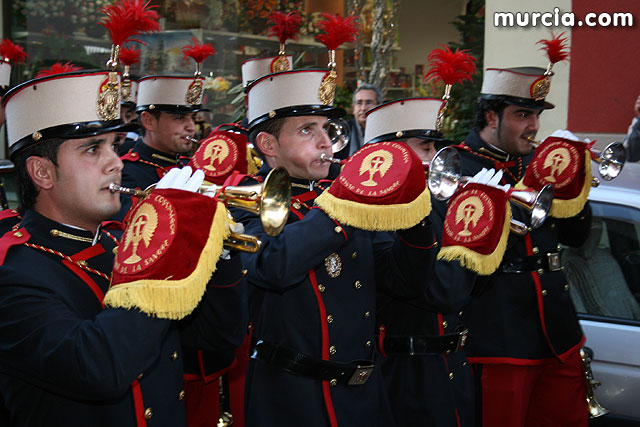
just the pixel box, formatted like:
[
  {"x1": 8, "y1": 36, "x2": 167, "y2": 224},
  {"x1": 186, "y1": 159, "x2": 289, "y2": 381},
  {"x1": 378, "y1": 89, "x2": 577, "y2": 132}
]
[{"x1": 561, "y1": 201, "x2": 640, "y2": 323}]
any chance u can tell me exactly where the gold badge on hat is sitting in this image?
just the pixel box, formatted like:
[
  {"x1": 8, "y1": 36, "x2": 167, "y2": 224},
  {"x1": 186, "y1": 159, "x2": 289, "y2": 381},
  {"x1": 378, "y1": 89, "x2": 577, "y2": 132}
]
[
  {"x1": 267, "y1": 11, "x2": 302, "y2": 73},
  {"x1": 534, "y1": 32, "x2": 569, "y2": 101},
  {"x1": 315, "y1": 13, "x2": 359, "y2": 105},
  {"x1": 325, "y1": 252, "x2": 342, "y2": 278},
  {"x1": 182, "y1": 38, "x2": 216, "y2": 105},
  {"x1": 99, "y1": 0, "x2": 160, "y2": 120}
]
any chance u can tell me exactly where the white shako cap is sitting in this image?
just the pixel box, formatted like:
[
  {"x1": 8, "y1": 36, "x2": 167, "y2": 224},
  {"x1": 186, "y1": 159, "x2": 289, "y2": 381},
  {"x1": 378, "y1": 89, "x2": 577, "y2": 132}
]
[
  {"x1": 246, "y1": 69, "x2": 344, "y2": 129},
  {"x1": 480, "y1": 66, "x2": 555, "y2": 109},
  {"x1": 241, "y1": 55, "x2": 293, "y2": 87},
  {"x1": 364, "y1": 98, "x2": 445, "y2": 145},
  {"x1": 136, "y1": 75, "x2": 208, "y2": 113},
  {"x1": 0, "y1": 61, "x2": 11, "y2": 90},
  {"x1": 4, "y1": 70, "x2": 136, "y2": 158}
]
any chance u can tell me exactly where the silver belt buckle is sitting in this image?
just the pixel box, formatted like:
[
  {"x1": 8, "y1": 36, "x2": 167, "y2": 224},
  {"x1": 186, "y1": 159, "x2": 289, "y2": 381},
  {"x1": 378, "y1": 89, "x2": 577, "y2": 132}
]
[
  {"x1": 347, "y1": 365, "x2": 374, "y2": 385},
  {"x1": 455, "y1": 329, "x2": 469, "y2": 352},
  {"x1": 547, "y1": 252, "x2": 562, "y2": 272}
]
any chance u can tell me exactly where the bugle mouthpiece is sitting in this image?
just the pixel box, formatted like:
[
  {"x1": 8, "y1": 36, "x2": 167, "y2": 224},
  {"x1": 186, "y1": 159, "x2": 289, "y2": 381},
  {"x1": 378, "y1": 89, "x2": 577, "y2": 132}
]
[
  {"x1": 109, "y1": 183, "x2": 148, "y2": 198},
  {"x1": 320, "y1": 153, "x2": 344, "y2": 165}
]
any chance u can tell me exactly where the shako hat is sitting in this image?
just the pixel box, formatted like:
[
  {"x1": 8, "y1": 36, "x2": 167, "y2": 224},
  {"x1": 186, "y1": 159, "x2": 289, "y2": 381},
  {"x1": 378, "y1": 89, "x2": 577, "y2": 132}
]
[
  {"x1": 4, "y1": 70, "x2": 137, "y2": 157},
  {"x1": 364, "y1": 98, "x2": 445, "y2": 145},
  {"x1": 246, "y1": 69, "x2": 345, "y2": 129},
  {"x1": 480, "y1": 33, "x2": 569, "y2": 110},
  {"x1": 0, "y1": 39, "x2": 27, "y2": 96},
  {"x1": 137, "y1": 38, "x2": 215, "y2": 113}
]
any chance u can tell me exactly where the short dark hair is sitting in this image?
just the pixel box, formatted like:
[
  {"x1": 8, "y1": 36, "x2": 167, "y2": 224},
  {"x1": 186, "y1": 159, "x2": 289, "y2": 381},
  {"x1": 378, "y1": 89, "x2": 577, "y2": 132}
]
[
  {"x1": 13, "y1": 138, "x2": 65, "y2": 212},
  {"x1": 248, "y1": 117, "x2": 287, "y2": 161},
  {"x1": 353, "y1": 83, "x2": 383, "y2": 105},
  {"x1": 473, "y1": 97, "x2": 508, "y2": 132},
  {"x1": 138, "y1": 109, "x2": 162, "y2": 137}
]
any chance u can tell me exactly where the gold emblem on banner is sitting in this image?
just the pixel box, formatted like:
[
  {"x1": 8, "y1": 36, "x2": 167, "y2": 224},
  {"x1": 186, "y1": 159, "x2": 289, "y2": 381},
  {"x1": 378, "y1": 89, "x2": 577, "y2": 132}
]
[
  {"x1": 186, "y1": 79, "x2": 203, "y2": 105},
  {"x1": 455, "y1": 196, "x2": 484, "y2": 237},
  {"x1": 531, "y1": 75, "x2": 551, "y2": 101},
  {"x1": 359, "y1": 150, "x2": 393, "y2": 187},
  {"x1": 123, "y1": 203, "x2": 158, "y2": 265},
  {"x1": 318, "y1": 70, "x2": 337, "y2": 105},
  {"x1": 543, "y1": 147, "x2": 571, "y2": 183},
  {"x1": 203, "y1": 138, "x2": 230, "y2": 171},
  {"x1": 97, "y1": 72, "x2": 120, "y2": 121},
  {"x1": 325, "y1": 253, "x2": 342, "y2": 278}
]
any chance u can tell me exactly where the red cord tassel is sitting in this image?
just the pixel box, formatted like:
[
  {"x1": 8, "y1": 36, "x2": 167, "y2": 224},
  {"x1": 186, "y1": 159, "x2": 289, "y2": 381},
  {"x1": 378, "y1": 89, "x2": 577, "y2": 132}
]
[
  {"x1": 35, "y1": 62, "x2": 83, "y2": 78},
  {"x1": 0, "y1": 39, "x2": 27, "y2": 63},
  {"x1": 267, "y1": 11, "x2": 302, "y2": 44},
  {"x1": 537, "y1": 32, "x2": 569, "y2": 65},
  {"x1": 424, "y1": 45, "x2": 477, "y2": 86},
  {"x1": 182, "y1": 38, "x2": 216, "y2": 64},
  {"x1": 315, "y1": 13, "x2": 359, "y2": 51},
  {"x1": 100, "y1": 0, "x2": 160, "y2": 46}
]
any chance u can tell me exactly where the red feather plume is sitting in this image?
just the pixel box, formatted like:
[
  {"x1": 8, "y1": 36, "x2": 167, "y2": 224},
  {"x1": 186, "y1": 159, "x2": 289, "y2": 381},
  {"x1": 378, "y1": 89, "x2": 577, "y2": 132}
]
[
  {"x1": 0, "y1": 39, "x2": 27, "y2": 63},
  {"x1": 120, "y1": 46, "x2": 141, "y2": 66},
  {"x1": 182, "y1": 38, "x2": 215, "y2": 64},
  {"x1": 268, "y1": 11, "x2": 302, "y2": 44},
  {"x1": 35, "y1": 62, "x2": 83, "y2": 78},
  {"x1": 537, "y1": 32, "x2": 569, "y2": 64},
  {"x1": 315, "y1": 13, "x2": 359, "y2": 50},
  {"x1": 424, "y1": 45, "x2": 477, "y2": 86},
  {"x1": 100, "y1": 0, "x2": 160, "y2": 46}
]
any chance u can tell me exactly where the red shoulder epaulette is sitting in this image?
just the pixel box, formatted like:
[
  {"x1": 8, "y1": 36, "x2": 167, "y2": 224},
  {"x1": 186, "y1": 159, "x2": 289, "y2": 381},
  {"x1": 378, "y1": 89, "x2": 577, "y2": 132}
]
[
  {"x1": 0, "y1": 208, "x2": 20, "y2": 221},
  {"x1": 120, "y1": 151, "x2": 140, "y2": 162},
  {"x1": 0, "y1": 228, "x2": 30, "y2": 265}
]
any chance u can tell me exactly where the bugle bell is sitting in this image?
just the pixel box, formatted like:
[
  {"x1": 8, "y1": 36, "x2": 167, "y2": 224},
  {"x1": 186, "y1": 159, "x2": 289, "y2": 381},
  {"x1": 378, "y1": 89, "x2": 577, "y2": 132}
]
[
  {"x1": 326, "y1": 118, "x2": 350, "y2": 154},
  {"x1": 428, "y1": 147, "x2": 554, "y2": 233},
  {"x1": 579, "y1": 347, "x2": 609, "y2": 418},
  {"x1": 110, "y1": 167, "x2": 292, "y2": 250},
  {"x1": 527, "y1": 137, "x2": 626, "y2": 182}
]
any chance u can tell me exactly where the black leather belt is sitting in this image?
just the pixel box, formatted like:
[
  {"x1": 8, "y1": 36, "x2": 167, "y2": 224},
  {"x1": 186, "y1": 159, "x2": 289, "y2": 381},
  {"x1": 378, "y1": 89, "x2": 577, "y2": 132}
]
[
  {"x1": 500, "y1": 252, "x2": 562, "y2": 274},
  {"x1": 382, "y1": 329, "x2": 468, "y2": 356},
  {"x1": 251, "y1": 340, "x2": 375, "y2": 386}
]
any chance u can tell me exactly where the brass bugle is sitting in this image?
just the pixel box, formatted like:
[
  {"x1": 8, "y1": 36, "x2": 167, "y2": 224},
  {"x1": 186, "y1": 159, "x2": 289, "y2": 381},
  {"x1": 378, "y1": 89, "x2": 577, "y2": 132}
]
[
  {"x1": 527, "y1": 137, "x2": 626, "y2": 181},
  {"x1": 580, "y1": 347, "x2": 609, "y2": 418},
  {"x1": 224, "y1": 232, "x2": 262, "y2": 253},
  {"x1": 428, "y1": 146, "x2": 553, "y2": 231},
  {"x1": 185, "y1": 136, "x2": 199, "y2": 143},
  {"x1": 320, "y1": 153, "x2": 345, "y2": 165},
  {"x1": 110, "y1": 167, "x2": 292, "y2": 237}
]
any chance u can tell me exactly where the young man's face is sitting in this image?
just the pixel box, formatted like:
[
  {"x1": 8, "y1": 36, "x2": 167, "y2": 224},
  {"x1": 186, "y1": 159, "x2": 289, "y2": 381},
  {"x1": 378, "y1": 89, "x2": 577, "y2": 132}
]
[
  {"x1": 353, "y1": 89, "x2": 378, "y2": 130},
  {"x1": 258, "y1": 115, "x2": 333, "y2": 181},
  {"x1": 143, "y1": 111, "x2": 197, "y2": 155},
  {"x1": 38, "y1": 133, "x2": 123, "y2": 231},
  {"x1": 406, "y1": 137, "x2": 436, "y2": 163},
  {"x1": 121, "y1": 105, "x2": 138, "y2": 124},
  {"x1": 487, "y1": 104, "x2": 542, "y2": 156}
]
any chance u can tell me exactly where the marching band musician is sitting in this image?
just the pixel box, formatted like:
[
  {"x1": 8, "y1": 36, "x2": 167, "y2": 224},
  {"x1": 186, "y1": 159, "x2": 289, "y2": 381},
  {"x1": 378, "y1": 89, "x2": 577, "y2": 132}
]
[
  {"x1": 430, "y1": 35, "x2": 592, "y2": 427},
  {"x1": 114, "y1": 39, "x2": 215, "y2": 221},
  {"x1": 0, "y1": 5, "x2": 247, "y2": 424},
  {"x1": 363, "y1": 97, "x2": 475, "y2": 427}
]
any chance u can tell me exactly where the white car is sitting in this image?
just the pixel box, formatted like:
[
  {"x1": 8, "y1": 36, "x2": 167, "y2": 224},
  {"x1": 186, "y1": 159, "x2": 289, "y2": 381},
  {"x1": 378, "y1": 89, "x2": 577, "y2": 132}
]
[{"x1": 562, "y1": 162, "x2": 640, "y2": 425}]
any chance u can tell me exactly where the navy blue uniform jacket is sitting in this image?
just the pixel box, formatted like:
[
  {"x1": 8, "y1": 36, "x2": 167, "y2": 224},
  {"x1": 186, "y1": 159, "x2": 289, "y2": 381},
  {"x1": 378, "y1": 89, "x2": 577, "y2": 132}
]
[
  {"x1": 0, "y1": 209, "x2": 246, "y2": 426},
  {"x1": 233, "y1": 166, "x2": 442, "y2": 427}
]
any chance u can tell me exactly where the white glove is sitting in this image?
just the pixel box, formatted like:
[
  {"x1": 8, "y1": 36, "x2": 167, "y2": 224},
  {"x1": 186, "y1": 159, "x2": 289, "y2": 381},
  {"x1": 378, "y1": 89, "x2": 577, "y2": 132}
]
[
  {"x1": 220, "y1": 221, "x2": 245, "y2": 259},
  {"x1": 548, "y1": 129, "x2": 580, "y2": 142},
  {"x1": 466, "y1": 168, "x2": 511, "y2": 192},
  {"x1": 156, "y1": 166, "x2": 205, "y2": 192}
]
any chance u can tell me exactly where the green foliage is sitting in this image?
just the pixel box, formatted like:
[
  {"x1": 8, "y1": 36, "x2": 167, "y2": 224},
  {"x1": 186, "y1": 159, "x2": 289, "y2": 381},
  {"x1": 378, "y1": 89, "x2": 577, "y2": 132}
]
[
  {"x1": 334, "y1": 85, "x2": 353, "y2": 115},
  {"x1": 442, "y1": 0, "x2": 485, "y2": 144}
]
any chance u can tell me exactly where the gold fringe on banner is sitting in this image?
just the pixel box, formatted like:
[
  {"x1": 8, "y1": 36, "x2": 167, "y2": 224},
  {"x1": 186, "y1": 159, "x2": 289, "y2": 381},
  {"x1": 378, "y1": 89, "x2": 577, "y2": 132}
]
[
  {"x1": 246, "y1": 146, "x2": 261, "y2": 175},
  {"x1": 437, "y1": 203, "x2": 512, "y2": 276},
  {"x1": 315, "y1": 187, "x2": 432, "y2": 231},
  {"x1": 104, "y1": 201, "x2": 231, "y2": 319}
]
